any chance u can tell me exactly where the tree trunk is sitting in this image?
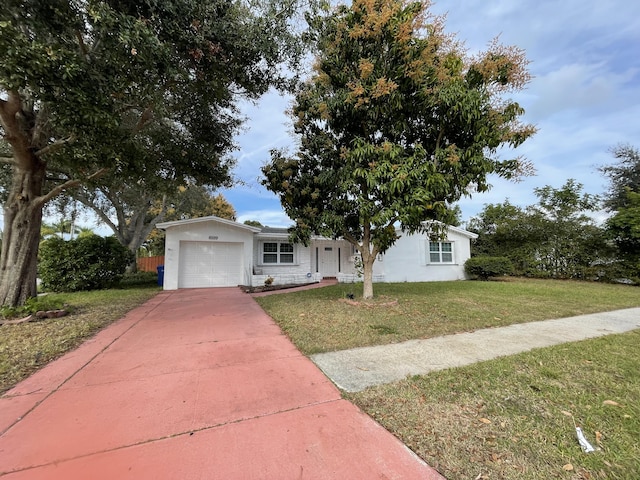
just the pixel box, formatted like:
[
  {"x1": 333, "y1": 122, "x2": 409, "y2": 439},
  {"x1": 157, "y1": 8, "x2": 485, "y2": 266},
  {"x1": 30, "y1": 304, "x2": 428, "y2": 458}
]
[
  {"x1": 359, "y1": 242, "x2": 376, "y2": 299},
  {"x1": 0, "y1": 164, "x2": 46, "y2": 306},
  {"x1": 362, "y1": 255, "x2": 375, "y2": 299},
  {"x1": 126, "y1": 259, "x2": 139, "y2": 274},
  {"x1": 126, "y1": 244, "x2": 139, "y2": 274},
  {"x1": 358, "y1": 221, "x2": 378, "y2": 299}
]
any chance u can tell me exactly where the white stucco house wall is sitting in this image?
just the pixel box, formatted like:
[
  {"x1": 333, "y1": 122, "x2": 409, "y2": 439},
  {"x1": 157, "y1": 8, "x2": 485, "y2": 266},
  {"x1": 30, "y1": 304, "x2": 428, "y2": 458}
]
[{"x1": 156, "y1": 216, "x2": 477, "y2": 290}]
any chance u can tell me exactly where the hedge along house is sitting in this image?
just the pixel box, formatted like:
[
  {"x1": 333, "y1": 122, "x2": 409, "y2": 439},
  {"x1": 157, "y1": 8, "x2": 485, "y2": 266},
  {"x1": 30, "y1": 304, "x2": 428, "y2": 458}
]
[{"x1": 156, "y1": 216, "x2": 478, "y2": 290}]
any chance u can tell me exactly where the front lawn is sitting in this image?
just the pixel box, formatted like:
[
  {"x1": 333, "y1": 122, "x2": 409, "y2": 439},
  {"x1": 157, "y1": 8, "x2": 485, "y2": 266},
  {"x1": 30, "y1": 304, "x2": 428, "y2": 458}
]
[
  {"x1": 257, "y1": 278, "x2": 640, "y2": 479},
  {"x1": 255, "y1": 278, "x2": 640, "y2": 354}
]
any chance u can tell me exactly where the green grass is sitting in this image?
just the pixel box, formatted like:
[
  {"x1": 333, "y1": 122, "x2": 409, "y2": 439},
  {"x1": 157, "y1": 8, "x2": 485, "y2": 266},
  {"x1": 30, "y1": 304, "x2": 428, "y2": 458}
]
[
  {"x1": 257, "y1": 278, "x2": 640, "y2": 479},
  {"x1": 256, "y1": 278, "x2": 640, "y2": 354},
  {"x1": 0, "y1": 286, "x2": 160, "y2": 394},
  {"x1": 346, "y1": 331, "x2": 640, "y2": 480}
]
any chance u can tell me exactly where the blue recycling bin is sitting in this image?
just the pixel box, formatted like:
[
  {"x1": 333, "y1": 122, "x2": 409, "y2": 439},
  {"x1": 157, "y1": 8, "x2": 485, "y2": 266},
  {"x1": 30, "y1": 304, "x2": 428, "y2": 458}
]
[{"x1": 157, "y1": 265, "x2": 165, "y2": 286}]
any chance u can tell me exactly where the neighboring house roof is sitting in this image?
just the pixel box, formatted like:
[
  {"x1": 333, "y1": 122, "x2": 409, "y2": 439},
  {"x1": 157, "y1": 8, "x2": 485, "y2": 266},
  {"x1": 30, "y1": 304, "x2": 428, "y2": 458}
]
[
  {"x1": 155, "y1": 215, "x2": 262, "y2": 232},
  {"x1": 258, "y1": 227, "x2": 291, "y2": 236}
]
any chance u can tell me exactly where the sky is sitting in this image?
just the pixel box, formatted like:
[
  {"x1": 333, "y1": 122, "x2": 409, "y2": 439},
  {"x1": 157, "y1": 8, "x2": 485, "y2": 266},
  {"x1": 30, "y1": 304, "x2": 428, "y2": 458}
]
[
  {"x1": 221, "y1": 0, "x2": 640, "y2": 228},
  {"x1": 8, "y1": 0, "x2": 637, "y2": 235}
]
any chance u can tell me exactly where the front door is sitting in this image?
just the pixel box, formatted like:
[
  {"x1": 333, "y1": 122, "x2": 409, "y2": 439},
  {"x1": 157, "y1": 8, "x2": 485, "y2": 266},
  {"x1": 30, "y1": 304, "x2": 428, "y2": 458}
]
[
  {"x1": 314, "y1": 241, "x2": 342, "y2": 277},
  {"x1": 320, "y1": 245, "x2": 338, "y2": 277}
]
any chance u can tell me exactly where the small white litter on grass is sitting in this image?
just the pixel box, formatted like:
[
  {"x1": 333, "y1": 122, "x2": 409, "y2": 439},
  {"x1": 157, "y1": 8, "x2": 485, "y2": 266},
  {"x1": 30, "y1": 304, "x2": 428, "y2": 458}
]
[{"x1": 575, "y1": 426, "x2": 596, "y2": 453}]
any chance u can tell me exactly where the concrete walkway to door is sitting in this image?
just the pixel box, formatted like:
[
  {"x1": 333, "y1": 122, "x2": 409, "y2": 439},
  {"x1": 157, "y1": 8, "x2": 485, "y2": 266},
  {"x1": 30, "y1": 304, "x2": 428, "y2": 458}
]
[{"x1": 0, "y1": 288, "x2": 442, "y2": 479}]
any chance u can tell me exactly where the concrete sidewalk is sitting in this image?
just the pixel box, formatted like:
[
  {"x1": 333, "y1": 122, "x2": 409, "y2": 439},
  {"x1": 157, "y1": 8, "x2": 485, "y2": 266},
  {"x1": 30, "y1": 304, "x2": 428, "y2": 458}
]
[
  {"x1": 0, "y1": 288, "x2": 442, "y2": 479},
  {"x1": 312, "y1": 307, "x2": 640, "y2": 392}
]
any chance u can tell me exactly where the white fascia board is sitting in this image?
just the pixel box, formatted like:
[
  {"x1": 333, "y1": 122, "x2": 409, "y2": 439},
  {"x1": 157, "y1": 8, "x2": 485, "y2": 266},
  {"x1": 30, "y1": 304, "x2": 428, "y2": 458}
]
[
  {"x1": 411, "y1": 220, "x2": 479, "y2": 240},
  {"x1": 156, "y1": 215, "x2": 262, "y2": 232}
]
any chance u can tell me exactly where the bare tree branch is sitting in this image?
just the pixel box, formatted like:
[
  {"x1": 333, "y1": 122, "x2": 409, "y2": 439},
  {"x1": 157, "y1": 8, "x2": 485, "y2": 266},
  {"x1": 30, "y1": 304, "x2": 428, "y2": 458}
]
[
  {"x1": 0, "y1": 91, "x2": 32, "y2": 163},
  {"x1": 133, "y1": 107, "x2": 154, "y2": 133},
  {"x1": 134, "y1": 209, "x2": 168, "y2": 250},
  {"x1": 32, "y1": 104, "x2": 50, "y2": 148},
  {"x1": 76, "y1": 30, "x2": 89, "y2": 57},
  {"x1": 73, "y1": 189, "x2": 121, "y2": 236},
  {"x1": 343, "y1": 233, "x2": 359, "y2": 249},
  {"x1": 101, "y1": 187, "x2": 129, "y2": 232},
  {"x1": 34, "y1": 134, "x2": 76, "y2": 157},
  {"x1": 35, "y1": 167, "x2": 108, "y2": 207}
]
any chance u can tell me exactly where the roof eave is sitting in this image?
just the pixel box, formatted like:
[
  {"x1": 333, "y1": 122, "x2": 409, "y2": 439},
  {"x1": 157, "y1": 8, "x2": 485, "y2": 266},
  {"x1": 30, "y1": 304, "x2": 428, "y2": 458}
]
[{"x1": 155, "y1": 215, "x2": 262, "y2": 232}]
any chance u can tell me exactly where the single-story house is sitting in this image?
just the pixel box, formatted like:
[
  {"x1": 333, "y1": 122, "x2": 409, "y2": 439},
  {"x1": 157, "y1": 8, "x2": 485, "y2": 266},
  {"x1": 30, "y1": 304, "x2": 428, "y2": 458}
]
[{"x1": 155, "y1": 216, "x2": 478, "y2": 290}]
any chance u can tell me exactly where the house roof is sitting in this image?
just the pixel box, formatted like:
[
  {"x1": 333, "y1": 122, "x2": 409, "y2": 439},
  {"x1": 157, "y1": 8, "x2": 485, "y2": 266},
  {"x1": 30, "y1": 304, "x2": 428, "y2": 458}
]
[
  {"x1": 435, "y1": 223, "x2": 479, "y2": 240},
  {"x1": 155, "y1": 215, "x2": 262, "y2": 232},
  {"x1": 155, "y1": 216, "x2": 477, "y2": 240},
  {"x1": 259, "y1": 227, "x2": 290, "y2": 235},
  {"x1": 411, "y1": 221, "x2": 479, "y2": 239}
]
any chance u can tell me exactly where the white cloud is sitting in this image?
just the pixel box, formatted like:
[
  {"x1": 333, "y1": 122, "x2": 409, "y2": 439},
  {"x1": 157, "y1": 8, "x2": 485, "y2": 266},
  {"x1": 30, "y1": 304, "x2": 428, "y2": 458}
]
[
  {"x1": 227, "y1": 0, "x2": 640, "y2": 228},
  {"x1": 237, "y1": 210, "x2": 293, "y2": 228},
  {"x1": 527, "y1": 64, "x2": 639, "y2": 121}
]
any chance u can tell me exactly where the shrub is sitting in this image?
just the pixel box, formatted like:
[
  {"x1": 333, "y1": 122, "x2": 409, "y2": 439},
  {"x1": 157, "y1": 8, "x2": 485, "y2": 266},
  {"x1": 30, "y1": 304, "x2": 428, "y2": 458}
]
[
  {"x1": 40, "y1": 236, "x2": 134, "y2": 292},
  {"x1": 118, "y1": 271, "x2": 159, "y2": 288},
  {"x1": 589, "y1": 260, "x2": 639, "y2": 286},
  {"x1": 465, "y1": 256, "x2": 514, "y2": 280}
]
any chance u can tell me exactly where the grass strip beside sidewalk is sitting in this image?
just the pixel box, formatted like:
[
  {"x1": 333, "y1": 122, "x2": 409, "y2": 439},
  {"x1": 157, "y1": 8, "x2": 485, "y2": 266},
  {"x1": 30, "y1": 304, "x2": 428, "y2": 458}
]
[{"x1": 347, "y1": 331, "x2": 640, "y2": 480}]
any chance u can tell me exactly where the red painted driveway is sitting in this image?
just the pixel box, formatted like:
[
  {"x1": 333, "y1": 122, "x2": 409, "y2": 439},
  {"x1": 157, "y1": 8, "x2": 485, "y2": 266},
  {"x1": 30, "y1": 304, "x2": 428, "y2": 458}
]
[{"x1": 0, "y1": 288, "x2": 444, "y2": 479}]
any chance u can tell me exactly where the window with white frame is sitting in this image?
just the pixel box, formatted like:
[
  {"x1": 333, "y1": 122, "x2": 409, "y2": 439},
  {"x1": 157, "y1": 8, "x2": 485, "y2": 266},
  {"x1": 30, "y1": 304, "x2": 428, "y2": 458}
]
[
  {"x1": 428, "y1": 241, "x2": 454, "y2": 263},
  {"x1": 262, "y1": 242, "x2": 295, "y2": 264}
]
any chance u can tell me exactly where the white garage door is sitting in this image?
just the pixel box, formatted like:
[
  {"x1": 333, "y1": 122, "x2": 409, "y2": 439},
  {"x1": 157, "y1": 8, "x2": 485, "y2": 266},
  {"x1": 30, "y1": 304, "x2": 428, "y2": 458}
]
[{"x1": 178, "y1": 241, "x2": 243, "y2": 288}]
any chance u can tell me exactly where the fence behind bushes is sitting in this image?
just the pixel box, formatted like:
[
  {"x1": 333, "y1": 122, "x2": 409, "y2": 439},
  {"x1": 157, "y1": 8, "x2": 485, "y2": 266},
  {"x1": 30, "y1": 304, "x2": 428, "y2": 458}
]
[{"x1": 137, "y1": 256, "x2": 165, "y2": 272}]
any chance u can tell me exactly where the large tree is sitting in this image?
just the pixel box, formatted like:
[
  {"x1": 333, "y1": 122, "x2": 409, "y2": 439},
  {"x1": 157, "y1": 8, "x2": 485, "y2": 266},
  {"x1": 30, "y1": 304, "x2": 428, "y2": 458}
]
[
  {"x1": 468, "y1": 180, "x2": 608, "y2": 279},
  {"x1": 0, "y1": 0, "x2": 312, "y2": 306},
  {"x1": 67, "y1": 98, "x2": 238, "y2": 259},
  {"x1": 600, "y1": 144, "x2": 640, "y2": 211},
  {"x1": 262, "y1": 0, "x2": 535, "y2": 298},
  {"x1": 70, "y1": 178, "x2": 234, "y2": 255},
  {"x1": 143, "y1": 187, "x2": 237, "y2": 256},
  {"x1": 466, "y1": 200, "x2": 542, "y2": 274},
  {"x1": 600, "y1": 145, "x2": 640, "y2": 276},
  {"x1": 529, "y1": 179, "x2": 604, "y2": 278},
  {"x1": 606, "y1": 190, "x2": 640, "y2": 275}
]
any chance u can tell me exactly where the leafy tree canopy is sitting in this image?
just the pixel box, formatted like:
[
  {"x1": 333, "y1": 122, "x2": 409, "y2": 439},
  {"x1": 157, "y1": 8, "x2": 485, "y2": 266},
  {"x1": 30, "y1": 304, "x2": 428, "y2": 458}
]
[
  {"x1": 599, "y1": 145, "x2": 640, "y2": 278},
  {"x1": 143, "y1": 188, "x2": 237, "y2": 256},
  {"x1": 243, "y1": 220, "x2": 265, "y2": 228},
  {"x1": 0, "y1": 0, "x2": 314, "y2": 305},
  {"x1": 531, "y1": 179, "x2": 600, "y2": 223},
  {"x1": 468, "y1": 180, "x2": 608, "y2": 279},
  {"x1": 162, "y1": 188, "x2": 237, "y2": 222},
  {"x1": 600, "y1": 144, "x2": 640, "y2": 211},
  {"x1": 466, "y1": 200, "x2": 541, "y2": 273},
  {"x1": 262, "y1": 0, "x2": 535, "y2": 298},
  {"x1": 606, "y1": 189, "x2": 640, "y2": 259},
  {"x1": 604, "y1": 188, "x2": 640, "y2": 279}
]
